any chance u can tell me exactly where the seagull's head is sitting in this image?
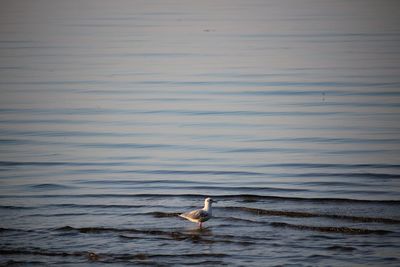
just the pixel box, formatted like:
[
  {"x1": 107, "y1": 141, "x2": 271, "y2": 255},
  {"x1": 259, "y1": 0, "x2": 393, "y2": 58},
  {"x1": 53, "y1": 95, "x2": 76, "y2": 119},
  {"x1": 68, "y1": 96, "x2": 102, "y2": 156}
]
[{"x1": 205, "y1": 197, "x2": 217, "y2": 205}]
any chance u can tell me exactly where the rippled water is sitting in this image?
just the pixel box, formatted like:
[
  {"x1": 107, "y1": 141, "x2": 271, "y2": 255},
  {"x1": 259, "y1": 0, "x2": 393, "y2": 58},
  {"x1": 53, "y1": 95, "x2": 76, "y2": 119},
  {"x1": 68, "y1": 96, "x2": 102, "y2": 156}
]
[{"x1": 1, "y1": 0, "x2": 400, "y2": 266}]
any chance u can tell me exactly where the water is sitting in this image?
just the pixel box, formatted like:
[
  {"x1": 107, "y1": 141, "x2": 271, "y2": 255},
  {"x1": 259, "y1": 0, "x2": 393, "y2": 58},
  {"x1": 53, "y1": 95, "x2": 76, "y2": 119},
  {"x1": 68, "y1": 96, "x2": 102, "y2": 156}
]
[{"x1": 1, "y1": 0, "x2": 400, "y2": 266}]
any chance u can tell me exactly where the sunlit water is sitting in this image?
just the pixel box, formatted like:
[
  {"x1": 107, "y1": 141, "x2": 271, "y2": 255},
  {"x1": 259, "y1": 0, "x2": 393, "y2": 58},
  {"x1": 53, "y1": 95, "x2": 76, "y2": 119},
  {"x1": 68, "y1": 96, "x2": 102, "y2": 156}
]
[{"x1": 1, "y1": 0, "x2": 400, "y2": 266}]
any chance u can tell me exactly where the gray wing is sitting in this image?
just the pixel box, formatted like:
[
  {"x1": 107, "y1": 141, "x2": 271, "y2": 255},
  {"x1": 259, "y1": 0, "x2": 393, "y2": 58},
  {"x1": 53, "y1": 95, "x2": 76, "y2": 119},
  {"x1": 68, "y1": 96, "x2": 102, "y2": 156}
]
[{"x1": 181, "y1": 209, "x2": 208, "y2": 220}]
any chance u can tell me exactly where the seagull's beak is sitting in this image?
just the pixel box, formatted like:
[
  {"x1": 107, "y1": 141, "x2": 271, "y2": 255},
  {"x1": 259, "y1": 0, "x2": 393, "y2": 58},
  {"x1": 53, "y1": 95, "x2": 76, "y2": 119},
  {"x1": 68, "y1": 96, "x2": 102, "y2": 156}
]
[{"x1": 212, "y1": 199, "x2": 218, "y2": 203}]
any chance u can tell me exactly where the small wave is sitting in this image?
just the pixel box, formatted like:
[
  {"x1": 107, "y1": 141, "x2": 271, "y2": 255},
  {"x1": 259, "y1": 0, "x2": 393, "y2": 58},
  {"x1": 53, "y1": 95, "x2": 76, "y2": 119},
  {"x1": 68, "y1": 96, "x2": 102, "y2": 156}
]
[
  {"x1": 1, "y1": 193, "x2": 399, "y2": 204},
  {"x1": 0, "y1": 227, "x2": 35, "y2": 233},
  {"x1": 23, "y1": 212, "x2": 89, "y2": 218},
  {"x1": 45, "y1": 203, "x2": 148, "y2": 209},
  {"x1": 29, "y1": 183, "x2": 72, "y2": 190},
  {"x1": 292, "y1": 172, "x2": 400, "y2": 179},
  {"x1": 0, "y1": 162, "x2": 400, "y2": 171},
  {"x1": 270, "y1": 222, "x2": 391, "y2": 234},
  {"x1": 0, "y1": 247, "x2": 232, "y2": 266},
  {"x1": 224, "y1": 194, "x2": 400, "y2": 204},
  {"x1": 298, "y1": 181, "x2": 368, "y2": 187},
  {"x1": 0, "y1": 161, "x2": 78, "y2": 166},
  {"x1": 58, "y1": 225, "x2": 215, "y2": 244},
  {"x1": 223, "y1": 206, "x2": 400, "y2": 224},
  {"x1": 248, "y1": 163, "x2": 400, "y2": 170},
  {"x1": 56, "y1": 226, "x2": 203, "y2": 238},
  {"x1": 327, "y1": 245, "x2": 356, "y2": 252},
  {"x1": 0, "y1": 248, "x2": 87, "y2": 257},
  {"x1": 137, "y1": 169, "x2": 263, "y2": 176},
  {"x1": 1, "y1": 260, "x2": 46, "y2": 266},
  {"x1": 55, "y1": 226, "x2": 170, "y2": 235},
  {"x1": 56, "y1": 226, "x2": 257, "y2": 246},
  {"x1": 0, "y1": 161, "x2": 133, "y2": 167},
  {"x1": 0, "y1": 248, "x2": 162, "y2": 264},
  {"x1": 147, "y1": 211, "x2": 181, "y2": 218},
  {"x1": 77, "y1": 179, "x2": 209, "y2": 185},
  {"x1": 77, "y1": 181, "x2": 312, "y2": 194},
  {"x1": 218, "y1": 216, "x2": 262, "y2": 224},
  {"x1": 0, "y1": 205, "x2": 35, "y2": 210}
]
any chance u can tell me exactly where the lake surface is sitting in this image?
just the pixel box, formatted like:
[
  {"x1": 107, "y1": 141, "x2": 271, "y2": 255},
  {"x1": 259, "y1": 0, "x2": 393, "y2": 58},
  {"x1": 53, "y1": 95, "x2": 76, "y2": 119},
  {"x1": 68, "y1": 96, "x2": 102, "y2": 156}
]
[{"x1": 1, "y1": 0, "x2": 400, "y2": 266}]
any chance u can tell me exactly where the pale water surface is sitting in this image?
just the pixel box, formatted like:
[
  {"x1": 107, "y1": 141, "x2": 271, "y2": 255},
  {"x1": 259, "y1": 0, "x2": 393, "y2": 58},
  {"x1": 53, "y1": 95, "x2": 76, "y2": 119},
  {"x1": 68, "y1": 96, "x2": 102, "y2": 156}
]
[{"x1": 1, "y1": 0, "x2": 400, "y2": 266}]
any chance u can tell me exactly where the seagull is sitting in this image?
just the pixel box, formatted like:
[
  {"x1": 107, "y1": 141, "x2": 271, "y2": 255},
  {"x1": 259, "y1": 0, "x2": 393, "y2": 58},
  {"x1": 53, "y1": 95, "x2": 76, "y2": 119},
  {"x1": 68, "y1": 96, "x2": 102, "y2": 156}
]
[{"x1": 179, "y1": 198, "x2": 217, "y2": 228}]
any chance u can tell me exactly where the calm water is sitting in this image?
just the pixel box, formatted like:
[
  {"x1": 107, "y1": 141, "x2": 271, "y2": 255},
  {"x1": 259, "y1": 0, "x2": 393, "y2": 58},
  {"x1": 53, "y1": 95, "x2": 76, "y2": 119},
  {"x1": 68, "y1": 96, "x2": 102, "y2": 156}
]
[{"x1": 1, "y1": 0, "x2": 400, "y2": 266}]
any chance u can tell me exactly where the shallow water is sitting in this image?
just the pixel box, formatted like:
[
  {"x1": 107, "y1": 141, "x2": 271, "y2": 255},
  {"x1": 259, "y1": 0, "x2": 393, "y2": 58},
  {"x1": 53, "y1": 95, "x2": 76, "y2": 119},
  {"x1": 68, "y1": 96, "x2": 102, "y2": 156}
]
[{"x1": 1, "y1": 0, "x2": 400, "y2": 266}]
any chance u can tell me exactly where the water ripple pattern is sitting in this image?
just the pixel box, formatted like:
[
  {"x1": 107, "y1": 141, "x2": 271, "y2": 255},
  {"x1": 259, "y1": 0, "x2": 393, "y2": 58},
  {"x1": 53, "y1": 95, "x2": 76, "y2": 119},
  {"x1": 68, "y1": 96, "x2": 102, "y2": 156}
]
[{"x1": 1, "y1": 0, "x2": 400, "y2": 266}]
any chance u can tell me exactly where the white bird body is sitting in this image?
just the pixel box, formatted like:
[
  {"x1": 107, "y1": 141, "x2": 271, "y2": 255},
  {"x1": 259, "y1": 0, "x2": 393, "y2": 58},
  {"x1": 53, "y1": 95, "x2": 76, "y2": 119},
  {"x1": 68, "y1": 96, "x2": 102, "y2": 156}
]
[{"x1": 179, "y1": 198, "x2": 216, "y2": 228}]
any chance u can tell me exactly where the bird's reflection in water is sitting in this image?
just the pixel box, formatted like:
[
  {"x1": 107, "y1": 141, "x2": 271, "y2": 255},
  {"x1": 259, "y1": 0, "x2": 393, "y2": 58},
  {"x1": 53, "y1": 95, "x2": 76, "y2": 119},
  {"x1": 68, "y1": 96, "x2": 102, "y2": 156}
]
[
  {"x1": 178, "y1": 227, "x2": 214, "y2": 244},
  {"x1": 186, "y1": 227, "x2": 213, "y2": 235}
]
